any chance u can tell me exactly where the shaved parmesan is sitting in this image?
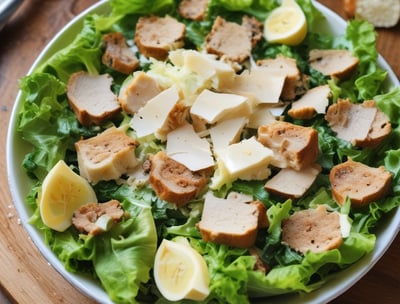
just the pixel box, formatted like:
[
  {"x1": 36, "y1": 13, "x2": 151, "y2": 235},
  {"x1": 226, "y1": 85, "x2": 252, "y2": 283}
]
[
  {"x1": 211, "y1": 137, "x2": 274, "y2": 189},
  {"x1": 247, "y1": 104, "x2": 277, "y2": 129},
  {"x1": 220, "y1": 67, "x2": 285, "y2": 104},
  {"x1": 190, "y1": 89, "x2": 250, "y2": 124},
  {"x1": 130, "y1": 86, "x2": 181, "y2": 140},
  {"x1": 166, "y1": 123, "x2": 214, "y2": 171},
  {"x1": 210, "y1": 117, "x2": 247, "y2": 152}
]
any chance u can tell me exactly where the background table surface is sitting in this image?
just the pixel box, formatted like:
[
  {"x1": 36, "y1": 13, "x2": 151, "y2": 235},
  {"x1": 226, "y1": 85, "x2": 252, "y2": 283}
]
[{"x1": 0, "y1": 1, "x2": 399, "y2": 303}]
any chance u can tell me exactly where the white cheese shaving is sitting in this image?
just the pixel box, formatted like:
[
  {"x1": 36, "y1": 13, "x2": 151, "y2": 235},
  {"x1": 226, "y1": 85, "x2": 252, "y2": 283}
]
[
  {"x1": 166, "y1": 123, "x2": 214, "y2": 171},
  {"x1": 130, "y1": 86, "x2": 181, "y2": 140},
  {"x1": 190, "y1": 89, "x2": 250, "y2": 124},
  {"x1": 210, "y1": 117, "x2": 247, "y2": 152}
]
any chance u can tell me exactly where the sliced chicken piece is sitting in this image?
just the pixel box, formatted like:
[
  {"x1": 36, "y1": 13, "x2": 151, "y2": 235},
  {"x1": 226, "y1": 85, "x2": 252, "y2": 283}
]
[
  {"x1": 257, "y1": 121, "x2": 319, "y2": 170},
  {"x1": 288, "y1": 84, "x2": 331, "y2": 119},
  {"x1": 148, "y1": 151, "x2": 210, "y2": 207},
  {"x1": 325, "y1": 99, "x2": 391, "y2": 147},
  {"x1": 102, "y1": 32, "x2": 139, "y2": 74},
  {"x1": 72, "y1": 200, "x2": 124, "y2": 235},
  {"x1": 67, "y1": 71, "x2": 121, "y2": 126},
  {"x1": 178, "y1": 0, "x2": 209, "y2": 21},
  {"x1": 282, "y1": 205, "x2": 343, "y2": 253},
  {"x1": 205, "y1": 16, "x2": 252, "y2": 63},
  {"x1": 134, "y1": 15, "x2": 185, "y2": 60},
  {"x1": 197, "y1": 192, "x2": 268, "y2": 248},
  {"x1": 75, "y1": 127, "x2": 139, "y2": 184},
  {"x1": 264, "y1": 164, "x2": 321, "y2": 199},
  {"x1": 118, "y1": 71, "x2": 162, "y2": 115},
  {"x1": 309, "y1": 49, "x2": 359, "y2": 79},
  {"x1": 329, "y1": 158, "x2": 392, "y2": 207}
]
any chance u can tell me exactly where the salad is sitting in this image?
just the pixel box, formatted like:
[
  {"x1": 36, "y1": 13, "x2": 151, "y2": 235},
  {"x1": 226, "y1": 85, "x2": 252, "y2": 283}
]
[{"x1": 14, "y1": 0, "x2": 400, "y2": 303}]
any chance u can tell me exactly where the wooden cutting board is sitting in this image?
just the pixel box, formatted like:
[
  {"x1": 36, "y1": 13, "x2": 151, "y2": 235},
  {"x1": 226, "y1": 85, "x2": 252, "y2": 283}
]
[{"x1": 0, "y1": 1, "x2": 399, "y2": 304}]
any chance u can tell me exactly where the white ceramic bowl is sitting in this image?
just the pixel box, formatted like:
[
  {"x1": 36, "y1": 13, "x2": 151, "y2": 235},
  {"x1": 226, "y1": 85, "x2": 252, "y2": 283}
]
[{"x1": 7, "y1": 1, "x2": 400, "y2": 303}]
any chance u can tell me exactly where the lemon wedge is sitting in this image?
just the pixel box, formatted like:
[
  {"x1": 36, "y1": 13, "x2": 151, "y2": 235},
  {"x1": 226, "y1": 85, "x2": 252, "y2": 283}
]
[
  {"x1": 263, "y1": 0, "x2": 307, "y2": 46},
  {"x1": 154, "y1": 238, "x2": 210, "y2": 301},
  {"x1": 39, "y1": 160, "x2": 97, "y2": 232}
]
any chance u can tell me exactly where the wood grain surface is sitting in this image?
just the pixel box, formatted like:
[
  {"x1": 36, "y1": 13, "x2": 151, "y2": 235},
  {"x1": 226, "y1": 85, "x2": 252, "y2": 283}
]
[{"x1": 0, "y1": 1, "x2": 399, "y2": 303}]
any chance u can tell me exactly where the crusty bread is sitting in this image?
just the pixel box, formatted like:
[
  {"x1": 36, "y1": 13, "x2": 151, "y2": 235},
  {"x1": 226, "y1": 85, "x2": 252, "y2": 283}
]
[
  {"x1": 309, "y1": 49, "x2": 359, "y2": 79},
  {"x1": 134, "y1": 16, "x2": 185, "y2": 61},
  {"x1": 178, "y1": 0, "x2": 208, "y2": 21},
  {"x1": 75, "y1": 127, "x2": 139, "y2": 184},
  {"x1": 282, "y1": 205, "x2": 343, "y2": 253},
  {"x1": 344, "y1": 0, "x2": 400, "y2": 28},
  {"x1": 257, "y1": 55, "x2": 305, "y2": 101},
  {"x1": 197, "y1": 192, "x2": 267, "y2": 248},
  {"x1": 265, "y1": 164, "x2": 321, "y2": 199},
  {"x1": 149, "y1": 151, "x2": 209, "y2": 207},
  {"x1": 67, "y1": 71, "x2": 121, "y2": 126},
  {"x1": 325, "y1": 99, "x2": 391, "y2": 147},
  {"x1": 102, "y1": 32, "x2": 139, "y2": 75},
  {"x1": 330, "y1": 158, "x2": 392, "y2": 206},
  {"x1": 257, "y1": 121, "x2": 319, "y2": 170}
]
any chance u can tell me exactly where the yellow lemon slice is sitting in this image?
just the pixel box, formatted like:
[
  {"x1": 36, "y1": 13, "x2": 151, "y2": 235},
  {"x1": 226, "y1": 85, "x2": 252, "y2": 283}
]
[
  {"x1": 39, "y1": 160, "x2": 97, "y2": 232},
  {"x1": 264, "y1": 0, "x2": 307, "y2": 46},
  {"x1": 154, "y1": 238, "x2": 210, "y2": 301}
]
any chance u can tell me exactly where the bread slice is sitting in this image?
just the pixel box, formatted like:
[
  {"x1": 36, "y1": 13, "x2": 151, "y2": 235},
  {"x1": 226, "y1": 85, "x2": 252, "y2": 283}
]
[
  {"x1": 330, "y1": 158, "x2": 392, "y2": 206},
  {"x1": 257, "y1": 121, "x2": 319, "y2": 170},
  {"x1": 282, "y1": 205, "x2": 343, "y2": 253},
  {"x1": 197, "y1": 192, "x2": 267, "y2": 248}
]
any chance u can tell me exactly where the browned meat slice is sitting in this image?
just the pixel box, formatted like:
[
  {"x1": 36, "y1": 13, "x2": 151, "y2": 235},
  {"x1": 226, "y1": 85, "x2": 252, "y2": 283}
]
[
  {"x1": 329, "y1": 158, "x2": 392, "y2": 207},
  {"x1": 288, "y1": 84, "x2": 331, "y2": 119},
  {"x1": 118, "y1": 71, "x2": 162, "y2": 114},
  {"x1": 134, "y1": 16, "x2": 185, "y2": 61},
  {"x1": 178, "y1": 0, "x2": 208, "y2": 21},
  {"x1": 205, "y1": 16, "x2": 252, "y2": 63},
  {"x1": 325, "y1": 99, "x2": 391, "y2": 147},
  {"x1": 102, "y1": 32, "x2": 139, "y2": 74},
  {"x1": 148, "y1": 151, "x2": 210, "y2": 207},
  {"x1": 241, "y1": 15, "x2": 263, "y2": 47},
  {"x1": 257, "y1": 121, "x2": 319, "y2": 170},
  {"x1": 257, "y1": 55, "x2": 306, "y2": 100},
  {"x1": 75, "y1": 127, "x2": 139, "y2": 184},
  {"x1": 72, "y1": 200, "x2": 124, "y2": 235},
  {"x1": 309, "y1": 49, "x2": 359, "y2": 79},
  {"x1": 67, "y1": 71, "x2": 121, "y2": 126},
  {"x1": 282, "y1": 205, "x2": 343, "y2": 253},
  {"x1": 248, "y1": 247, "x2": 269, "y2": 274},
  {"x1": 197, "y1": 192, "x2": 268, "y2": 248}
]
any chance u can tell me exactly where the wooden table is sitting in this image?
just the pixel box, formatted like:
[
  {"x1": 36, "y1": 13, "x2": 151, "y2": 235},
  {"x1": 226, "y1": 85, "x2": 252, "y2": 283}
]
[{"x1": 0, "y1": 1, "x2": 399, "y2": 303}]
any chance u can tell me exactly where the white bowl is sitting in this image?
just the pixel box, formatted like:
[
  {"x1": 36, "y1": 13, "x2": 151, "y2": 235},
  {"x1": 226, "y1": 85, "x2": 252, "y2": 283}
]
[{"x1": 7, "y1": 1, "x2": 400, "y2": 303}]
